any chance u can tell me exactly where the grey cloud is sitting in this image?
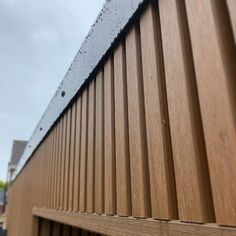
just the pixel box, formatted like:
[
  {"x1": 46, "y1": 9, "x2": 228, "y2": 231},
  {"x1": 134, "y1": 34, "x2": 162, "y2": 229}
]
[{"x1": 0, "y1": 0, "x2": 105, "y2": 180}]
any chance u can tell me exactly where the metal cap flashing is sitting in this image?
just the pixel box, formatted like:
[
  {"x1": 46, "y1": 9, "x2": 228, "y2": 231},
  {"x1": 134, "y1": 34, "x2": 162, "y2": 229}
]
[{"x1": 11, "y1": 0, "x2": 146, "y2": 181}]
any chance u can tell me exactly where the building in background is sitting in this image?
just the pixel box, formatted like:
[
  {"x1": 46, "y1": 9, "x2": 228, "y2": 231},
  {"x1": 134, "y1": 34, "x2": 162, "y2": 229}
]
[
  {"x1": 8, "y1": 140, "x2": 27, "y2": 180},
  {"x1": 3, "y1": 140, "x2": 27, "y2": 215},
  {"x1": 0, "y1": 140, "x2": 27, "y2": 235}
]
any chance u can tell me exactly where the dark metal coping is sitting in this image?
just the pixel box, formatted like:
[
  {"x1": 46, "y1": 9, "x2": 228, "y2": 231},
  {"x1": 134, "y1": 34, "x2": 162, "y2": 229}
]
[{"x1": 11, "y1": 0, "x2": 147, "y2": 181}]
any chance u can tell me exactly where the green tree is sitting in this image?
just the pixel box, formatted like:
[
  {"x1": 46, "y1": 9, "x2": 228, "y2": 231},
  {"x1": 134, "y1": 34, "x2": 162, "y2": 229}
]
[{"x1": 0, "y1": 180, "x2": 6, "y2": 190}]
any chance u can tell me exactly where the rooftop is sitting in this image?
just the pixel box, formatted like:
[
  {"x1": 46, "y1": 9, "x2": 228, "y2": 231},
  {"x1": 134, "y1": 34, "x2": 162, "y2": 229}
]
[{"x1": 10, "y1": 140, "x2": 27, "y2": 166}]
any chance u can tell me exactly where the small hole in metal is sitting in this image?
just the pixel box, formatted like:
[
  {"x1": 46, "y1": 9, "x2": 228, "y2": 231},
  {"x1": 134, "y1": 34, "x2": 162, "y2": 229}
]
[
  {"x1": 61, "y1": 91, "x2": 66, "y2": 97},
  {"x1": 40, "y1": 127, "x2": 43, "y2": 131}
]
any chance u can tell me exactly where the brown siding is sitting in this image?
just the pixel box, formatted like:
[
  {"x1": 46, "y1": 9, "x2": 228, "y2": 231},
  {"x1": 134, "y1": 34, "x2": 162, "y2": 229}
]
[{"x1": 7, "y1": 0, "x2": 236, "y2": 235}]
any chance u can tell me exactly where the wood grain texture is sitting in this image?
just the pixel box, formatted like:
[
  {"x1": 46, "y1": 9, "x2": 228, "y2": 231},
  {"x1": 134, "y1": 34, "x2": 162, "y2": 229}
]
[
  {"x1": 33, "y1": 208, "x2": 236, "y2": 236},
  {"x1": 64, "y1": 109, "x2": 72, "y2": 210},
  {"x1": 158, "y1": 0, "x2": 214, "y2": 222},
  {"x1": 39, "y1": 146, "x2": 44, "y2": 208},
  {"x1": 45, "y1": 137, "x2": 51, "y2": 207},
  {"x1": 185, "y1": 0, "x2": 236, "y2": 226},
  {"x1": 79, "y1": 89, "x2": 88, "y2": 213},
  {"x1": 95, "y1": 71, "x2": 104, "y2": 214},
  {"x1": 42, "y1": 138, "x2": 47, "y2": 207},
  {"x1": 125, "y1": 25, "x2": 151, "y2": 218},
  {"x1": 44, "y1": 139, "x2": 49, "y2": 207},
  {"x1": 86, "y1": 80, "x2": 95, "y2": 213},
  {"x1": 104, "y1": 57, "x2": 116, "y2": 215},
  {"x1": 47, "y1": 131, "x2": 53, "y2": 208},
  {"x1": 73, "y1": 98, "x2": 82, "y2": 212},
  {"x1": 56, "y1": 119, "x2": 63, "y2": 210},
  {"x1": 52, "y1": 123, "x2": 59, "y2": 209},
  {"x1": 44, "y1": 136, "x2": 50, "y2": 208},
  {"x1": 48, "y1": 131, "x2": 53, "y2": 208},
  {"x1": 140, "y1": 2, "x2": 177, "y2": 220},
  {"x1": 50, "y1": 128, "x2": 57, "y2": 209},
  {"x1": 48, "y1": 134, "x2": 53, "y2": 208},
  {"x1": 50, "y1": 130, "x2": 56, "y2": 208},
  {"x1": 69, "y1": 103, "x2": 77, "y2": 211},
  {"x1": 114, "y1": 43, "x2": 131, "y2": 217},
  {"x1": 60, "y1": 114, "x2": 67, "y2": 210}
]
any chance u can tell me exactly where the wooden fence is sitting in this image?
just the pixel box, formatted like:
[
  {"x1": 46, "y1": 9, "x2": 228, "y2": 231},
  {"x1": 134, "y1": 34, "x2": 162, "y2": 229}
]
[{"x1": 7, "y1": 0, "x2": 236, "y2": 235}]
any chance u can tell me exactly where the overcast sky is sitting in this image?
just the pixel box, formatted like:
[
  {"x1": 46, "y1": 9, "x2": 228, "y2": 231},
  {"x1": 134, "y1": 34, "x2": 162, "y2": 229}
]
[{"x1": 0, "y1": 0, "x2": 105, "y2": 181}]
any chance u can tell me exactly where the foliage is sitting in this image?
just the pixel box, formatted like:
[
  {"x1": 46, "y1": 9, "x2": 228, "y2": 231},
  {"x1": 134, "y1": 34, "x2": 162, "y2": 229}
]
[{"x1": 0, "y1": 180, "x2": 6, "y2": 190}]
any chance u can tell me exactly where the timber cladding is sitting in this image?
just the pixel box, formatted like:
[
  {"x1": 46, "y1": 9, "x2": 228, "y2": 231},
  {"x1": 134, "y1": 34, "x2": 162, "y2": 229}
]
[{"x1": 7, "y1": 0, "x2": 236, "y2": 235}]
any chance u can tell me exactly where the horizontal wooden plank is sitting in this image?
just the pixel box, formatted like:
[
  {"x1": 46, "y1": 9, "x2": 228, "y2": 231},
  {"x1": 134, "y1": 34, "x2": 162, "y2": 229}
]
[{"x1": 33, "y1": 208, "x2": 236, "y2": 236}]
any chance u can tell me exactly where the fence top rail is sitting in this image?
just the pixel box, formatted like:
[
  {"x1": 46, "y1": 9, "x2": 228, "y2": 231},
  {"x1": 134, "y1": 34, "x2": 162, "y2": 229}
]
[{"x1": 11, "y1": 0, "x2": 147, "y2": 181}]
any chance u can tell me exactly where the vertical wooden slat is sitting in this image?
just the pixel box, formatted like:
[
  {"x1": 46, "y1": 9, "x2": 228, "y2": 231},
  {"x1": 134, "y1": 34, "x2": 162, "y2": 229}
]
[
  {"x1": 49, "y1": 129, "x2": 55, "y2": 209},
  {"x1": 53, "y1": 125, "x2": 59, "y2": 208},
  {"x1": 125, "y1": 25, "x2": 151, "y2": 218},
  {"x1": 86, "y1": 80, "x2": 96, "y2": 213},
  {"x1": 33, "y1": 152, "x2": 38, "y2": 209},
  {"x1": 52, "y1": 222, "x2": 61, "y2": 236},
  {"x1": 69, "y1": 103, "x2": 77, "y2": 211},
  {"x1": 39, "y1": 219, "x2": 51, "y2": 236},
  {"x1": 74, "y1": 98, "x2": 82, "y2": 211},
  {"x1": 140, "y1": 2, "x2": 177, "y2": 220},
  {"x1": 60, "y1": 114, "x2": 67, "y2": 210},
  {"x1": 46, "y1": 134, "x2": 51, "y2": 208},
  {"x1": 51, "y1": 125, "x2": 57, "y2": 209},
  {"x1": 95, "y1": 70, "x2": 104, "y2": 214},
  {"x1": 39, "y1": 148, "x2": 44, "y2": 208},
  {"x1": 158, "y1": 0, "x2": 215, "y2": 222},
  {"x1": 53, "y1": 123, "x2": 59, "y2": 209},
  {"x1": 56, "y1": 122, "x2": 60, "y2": 210},
  {"x1": 72, "y1": 227, "x2": 80, "y2": 236},
  {"x1": 42, "y1": 140, "x2": 46, "y2": 208},
  {"x1": 57, "y1": 119, "x2": 63, "y2": 210},
  {"x1": 44, "y1": 137, "x2": 50, "y2": 208},
  {"x1": 49, "y1": 133, "x2": 54, "y2": 208},
  {"x1": 42, "y1": 138, "x2": 47, "y2": 208},
  {"x1": 51, "y1": 130, "x2": 56, "y2": 208},
  {"x1": 32, "y1": 213, "x2": 39, "y2": 235},
  {"x1": 62, "y1": 224, "x2": 70, "y2": 236},
  {"x1": 104, "y1": 57, "x2": 116, "y2": 215},
  {"x1": 114, "y1": 43, "x2": 131, "y2": 217},
  {"x1": 64, "y1": 109, "x2": 72, "y2": 210},
  {"x1": 79, "y1": 89, "x2": 88, "y2": 212},
  {"x1": 185, "y1": 0, "x2": 236, "y2": 226},
  {"x1": 48, "y1": 134, "x2": 53, "y2": 208}
]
